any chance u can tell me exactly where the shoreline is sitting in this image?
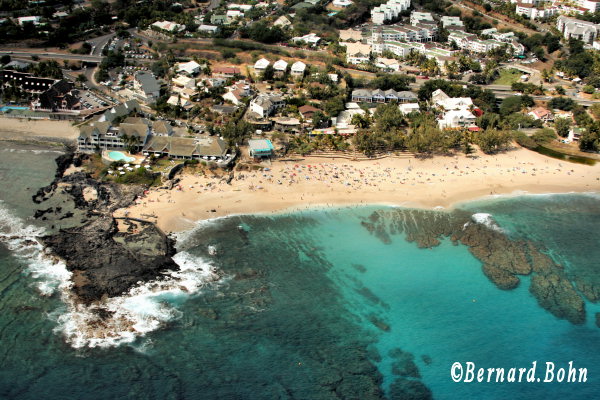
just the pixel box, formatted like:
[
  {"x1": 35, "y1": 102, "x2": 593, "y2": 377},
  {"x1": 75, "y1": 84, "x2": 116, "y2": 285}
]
[
  {"x1": 0, "y1": 116, "x2": 79, "y2": 144},
  {"x1": 116, "y1": 146, "x2": 600, "y2": 233}
]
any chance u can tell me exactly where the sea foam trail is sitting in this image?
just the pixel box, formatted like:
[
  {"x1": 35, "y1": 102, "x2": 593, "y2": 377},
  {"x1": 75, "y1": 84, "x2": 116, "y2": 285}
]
[{"x1": 0, "y1": 201, "x2": 222, "y2": 349}]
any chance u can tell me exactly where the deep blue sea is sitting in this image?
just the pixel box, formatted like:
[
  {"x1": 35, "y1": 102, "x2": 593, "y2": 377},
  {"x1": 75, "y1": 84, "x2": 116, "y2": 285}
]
[{"x1": 1, "y1": 143, "x2": 599, "y2": 399}]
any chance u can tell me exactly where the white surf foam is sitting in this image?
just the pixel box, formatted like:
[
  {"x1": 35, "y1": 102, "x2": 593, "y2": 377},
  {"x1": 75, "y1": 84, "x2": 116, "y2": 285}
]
[
  {"x1": 0, "y1": 201, "x2": 72, "y2": 296},
  {"x1": 1, "y1": 201, "x2": 222, "y2": 349},
  {"x1": 53, "y1": 250, "x2": 222, "y2": 349},
  {"x1": 470, "y1": 213, "x2": 505, "y2": 233}
]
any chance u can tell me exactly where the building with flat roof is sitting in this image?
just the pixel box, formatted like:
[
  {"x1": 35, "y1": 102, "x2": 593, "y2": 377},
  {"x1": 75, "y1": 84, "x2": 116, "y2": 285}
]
[{"x1": 248, "y1": 139, "x2": 274, "y2": 158}]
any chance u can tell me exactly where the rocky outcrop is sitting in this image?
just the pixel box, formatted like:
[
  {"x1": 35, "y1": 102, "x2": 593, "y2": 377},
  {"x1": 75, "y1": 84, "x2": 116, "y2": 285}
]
[
  {"x1": 360, "y1": 209, "x2": 589, "y2": 327},
  {"x1": 35, "y1": 153, "x2": 178, "y2": 304},
  {"x1": 42, "y1": 217, "x2": 177, "y2": 303}
]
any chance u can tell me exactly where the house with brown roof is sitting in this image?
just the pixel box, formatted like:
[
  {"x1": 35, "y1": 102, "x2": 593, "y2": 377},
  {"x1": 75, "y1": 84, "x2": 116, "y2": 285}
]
[
  {"x1": 298, "y1": 105, "x2": 320, "y2": 121},
  {"x1": 528, "y1": 107, "x2": 554, "y2": 123}
]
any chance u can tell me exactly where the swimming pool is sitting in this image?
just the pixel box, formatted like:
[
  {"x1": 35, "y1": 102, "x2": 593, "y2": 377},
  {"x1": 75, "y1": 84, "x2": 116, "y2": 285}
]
[
  {"x1": 108, "y1": 151, "x2": 135, "y2": 162},
  {"x1": 0, "y1": 106, "x2": 29, "y2": 112}
]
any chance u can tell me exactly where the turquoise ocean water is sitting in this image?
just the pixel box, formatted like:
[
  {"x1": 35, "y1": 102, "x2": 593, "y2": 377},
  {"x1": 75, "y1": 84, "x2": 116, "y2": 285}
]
[{"x1": 0, "y1": 144, "x2": 599, "y2": 399}]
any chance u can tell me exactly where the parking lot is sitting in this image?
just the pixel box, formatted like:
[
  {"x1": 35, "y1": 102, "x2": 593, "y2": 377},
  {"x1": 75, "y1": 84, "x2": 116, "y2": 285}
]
[{"x1": 79, "y1": 90, "x2": 109, "y2": 109}]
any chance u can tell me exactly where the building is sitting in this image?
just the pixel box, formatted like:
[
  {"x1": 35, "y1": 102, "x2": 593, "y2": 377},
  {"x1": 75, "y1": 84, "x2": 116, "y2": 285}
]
[
  {"x1": 332, "y1": 0, "x2": 353, "y2": 7},
  {"x1": 339, "y1": 29, "x2": 363, "y2": 41},
  {"x1": 17, "y1": 16, "x2": 41, "y2": 25},
  {"x1": 529, "y1": 107, "x2": 554, "y2": 122},
  {"x1": 177, "y1": 60, "x2": 203, "y2": 76},
  {"x1": 0, "y1": 70, "x2": 56, "y2": 93},
  {"x1": 143, "y1": 136, "x2": 229, "y2": 160},
  {"x1": 557, "y1": 16, "x2": 600, "y2": 44},
  {"x1": 291, "y1": 33, "x2": 321, "y2": 46},
  {"x1": 249, "y1": 93, "x2": 285, "y2": 118},
  {"x1": 248, "y1": 139, "x2": 274, "y2": 158},
  {"x1": 33, "y1": 80, "x2": 81, "y2": 111},
  {"x1": 223, "y1": 81, "x2": 253, "y2": 105},
  {"x1": 133, "y1": 72, "x2": 160, "y2": 103},
  {"x1": 226, "y1": 10, "x2": 244, "y2": 22},
  {"x1": 371, "y1": 24, "x2": 437, "y2": 43},
  {"x1": 273, "y1": 59, "x2": 288, "y2": 76},
  {"x1": 344, "y1": 42, "x2": 372, "y2": 64},
  {"x1": 438, "y1": 109, "x2": 477, "y2": 129},
  {"x1": 375, "y1": 57, "x2": 401, "y2": 72},
  {"x1": 432, "y1": 89, "x2": 473, "y2": 111},
  {"x1": 213, "y1": 66, "x2": 241, "y2": 77},
  {"x1": 410, "y1": 11, "x2": 434, "y2": 26},
  {"x1": 210, "y1": 14, "x2": 227, "y2": 25},
  {"x1": 350, "y1": 89, "x2": 418, "y2": 103},
  {"x1": 441, "y1": 16, "x2": 463, "y2": 29},
  {"x1": 298, "y1": 105, "x2": 320, "y2": 121},
  {"x1": 399, "y1": 103, "x2": 420, "y2": 114},
  {"x1": 254, "y1": 58, "x2": 270, "y2": 73},
  {"x1": 172, "y1": 75, "x2": 196, "y2": 92},
  {"x1": 274, "y1": 16, "x2": 292, "y2": 28},
  {"x1": 151, "y1": 20, "x2": 185, "y2": 33},
  {"x1": 198, "y1": 24, "x2": 219, "y2": 34},
  {"x1": 291, "y1": 61, "x2": 307, "y2": 77},
  {"x1": 371, "y1": 0, "x2": 411, "y2": 25}
]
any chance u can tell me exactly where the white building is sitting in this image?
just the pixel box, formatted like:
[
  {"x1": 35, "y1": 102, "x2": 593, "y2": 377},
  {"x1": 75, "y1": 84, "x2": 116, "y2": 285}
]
[
  {"x1": 343, "y1": 42, "x2": 372, "y2": 64},
  {"x1": 17, "y1": 16, "x2": 41, "y2": 26},
  {"x1": 273, "y1": 59, "x2": 288, "y2": 75},
  {"x1": 254, "y1": 58, "x2": 270, "y2": 72},
  {"x1": 371, "y1": 24, "x2": 437, "y2": 43},
  {"x1": 375, "y1": 57, "x2": 401, "y2": 72},
  {"x1": 557, "y1": 16, "x2": 600, "y2": 44},
  {"x1": 291, "y1": 33, "x2": 321, "y2": 46},
  {"x1": 333, "y1": 0, "x2": 353, "y2": 7},
  {"x1": 250, "y1": 93, "x2": 285, "y2": 118},
  {"x1": 152, "y1": 20, "x2": 185, "y2": 32},
  {"x1": 291, "y1": 61, "x2": 307, "y2": 77},
  {"x1": 440, "y1": 16, "x2": 463, "y2": 29},
  {"x1": 399, "y1": 103, "x2": 420, "y2": 114},
  {"x1": 274, "y1": 16, "x2": 292, "y2": 28},
  {"x1": 410, "y1": 11, "x2": 434, "y2": 26},
  {"x1": 198, "y1": 24, "x2": 219, "y2": 34},
  {"x1": 371, "y1": 0, "x2": 411, "y2": 25},
  {"x1": 438, "y1": 109, "x2": 477, "y2": 129},
  {"x1": 432, "y1": 89, "x2": 473, "y2": 111},
  {"x1": 177, "y1": 60, "x2": 202, "y2": 76},
  {"x1": 133, "y1": 72, "x2": 161, "y2": 103}
]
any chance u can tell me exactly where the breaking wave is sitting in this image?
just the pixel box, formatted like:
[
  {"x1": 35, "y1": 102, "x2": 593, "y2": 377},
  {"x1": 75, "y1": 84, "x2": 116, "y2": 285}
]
[
  {"x1": 470, "y1": 213, "x2": 505, "y2": 233},
  {"x1": 1, "y1": 201, "x2": 222, "y2": 349},
  {"x1": 53, "y1": 251, "x2": 221, "y2": 349},
  {"x1": 0, "y1": 201, "x2": 71, "y2": 296}
]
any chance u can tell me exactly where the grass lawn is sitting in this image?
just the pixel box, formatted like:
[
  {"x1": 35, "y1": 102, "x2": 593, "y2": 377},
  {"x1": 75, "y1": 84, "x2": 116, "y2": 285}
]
[{"x1": 494, "y1": 68, "x2": 522, "y2": 85}]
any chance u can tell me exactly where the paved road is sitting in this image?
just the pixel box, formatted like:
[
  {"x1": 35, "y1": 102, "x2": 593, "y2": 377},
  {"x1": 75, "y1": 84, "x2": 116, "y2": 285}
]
[
  {"x1": 86, "y1": 33, "x2": 114, "y2": 56},
  {"x1": 0, "y1": 50, "x2": 103, "y2": 63}
]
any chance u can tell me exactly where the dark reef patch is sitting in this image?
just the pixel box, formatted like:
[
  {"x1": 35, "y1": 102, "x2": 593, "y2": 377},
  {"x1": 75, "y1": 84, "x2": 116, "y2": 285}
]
[{"x1": 360, "y1": 208, "x2": 590, "y2": 326}]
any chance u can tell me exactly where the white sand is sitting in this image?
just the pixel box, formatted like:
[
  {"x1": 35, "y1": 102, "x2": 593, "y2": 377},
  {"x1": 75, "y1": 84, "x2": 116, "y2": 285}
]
[
  {"x1": 0, "y1": 116, "x2": 79, "y2": 141},
  {"x1": 116, "y1": 146, "x2": 600, "y2": 233}
]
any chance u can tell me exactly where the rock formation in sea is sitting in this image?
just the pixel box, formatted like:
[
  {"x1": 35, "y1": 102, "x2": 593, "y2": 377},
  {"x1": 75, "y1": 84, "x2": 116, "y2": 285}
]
[
  {"x1": 360, "y1": 209, "x2": 590, "y2": 326},
  {"x1": 34, "y1": 152, "x2": 179, "y2": 304}
]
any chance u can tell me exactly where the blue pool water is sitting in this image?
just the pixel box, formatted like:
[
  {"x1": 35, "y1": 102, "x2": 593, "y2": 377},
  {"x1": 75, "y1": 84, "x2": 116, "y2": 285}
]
[
  {"x1": 0, "y1": 106, "x2": 29, "y2": 112},
  {"x1": 108, "y1": 151, "x2": 135, "y2": 162}
]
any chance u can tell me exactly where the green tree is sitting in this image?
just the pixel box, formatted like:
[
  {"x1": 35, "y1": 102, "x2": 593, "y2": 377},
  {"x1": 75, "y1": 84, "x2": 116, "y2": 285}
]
[{"x1": 554, "y1": 118, "x2": 571, "y2": 138}]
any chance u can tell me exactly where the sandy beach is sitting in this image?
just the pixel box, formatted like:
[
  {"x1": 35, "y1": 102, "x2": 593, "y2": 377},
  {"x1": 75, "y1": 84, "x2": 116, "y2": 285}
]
[
  {"x1": 0, "y1": 116, "x2": 79, "y2": 142},
  {"x1": 116, "y1": 146, "x2": 600, "y2": 233}
]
